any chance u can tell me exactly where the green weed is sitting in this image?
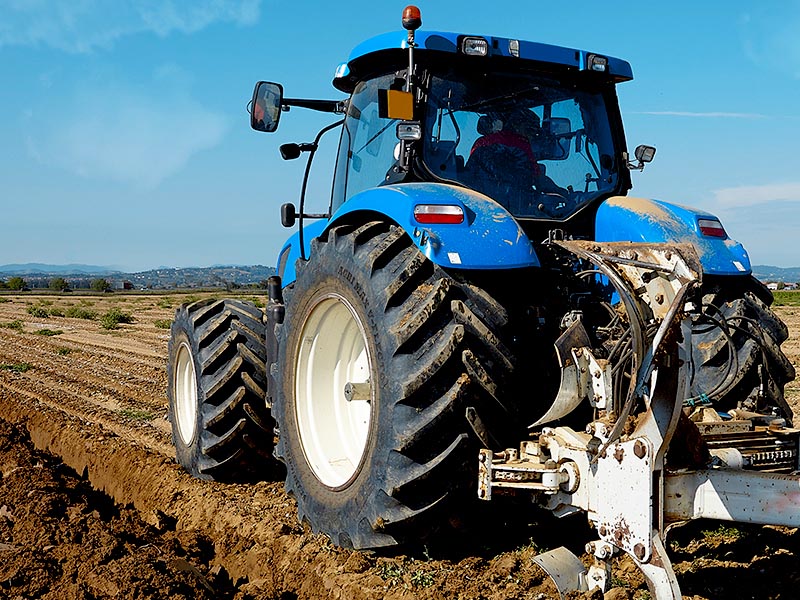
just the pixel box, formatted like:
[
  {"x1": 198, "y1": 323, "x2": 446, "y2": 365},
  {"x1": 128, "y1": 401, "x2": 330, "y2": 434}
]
[
  {"x1": 116, "y1": 408, "x2": 154, "y2": 421},
  {"x1": 701, "y1": 524, "x2": 744, "y2": 544},
  {"x1": 56, "y1": 348, "x2": 72, "y2": 356},
  {"x1": 154, "y1": 319, "x2": 172, "y2": 329},
  {"x1": 27, "y1": 305, "x2": 49, "y2": 318},
  {"x1": 35, "y1": 329, "x2": 63, "y2": 336},
  {"x1": 0, "y1": 320, "x2": 24, "y2": 331},
  {"x1": 101, "y1": 307, "x2": 135, "y2": 330},
  {"x1": 410, "y1": 570, "x2": 435, "y2": 588},
  {"x1": 65, "y1": 306, "x2": 97, "y2": 320},
  {"x1": 774, "y1": 290, "x2": 800, "y2": 306},
  {"x1": 0, "y1": 363, "x2": 31, "y2": 373},
  {"x1": 378, "y1": 563, "x2": 405, "y2": 587}
]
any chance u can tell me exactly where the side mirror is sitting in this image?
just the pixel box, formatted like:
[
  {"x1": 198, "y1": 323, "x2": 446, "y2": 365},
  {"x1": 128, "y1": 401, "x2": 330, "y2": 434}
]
[
  {"x1": 634, "y1": 145, "x2": 656, "y2": 164},
  {"x1": 251, "y1": 81, "x2": 283, "y2": 132},
  {"x1": 627, "y1": 144, "x2": 657, "y2": 171},
  {"x1": 281, "y1": 203, "x2": 297, "y2": 228}
]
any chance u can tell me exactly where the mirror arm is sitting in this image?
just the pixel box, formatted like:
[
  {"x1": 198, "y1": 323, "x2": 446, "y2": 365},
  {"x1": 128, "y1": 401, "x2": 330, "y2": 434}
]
[{"x1": 283, "y1": 98, "x2": 346, "y2": 114}]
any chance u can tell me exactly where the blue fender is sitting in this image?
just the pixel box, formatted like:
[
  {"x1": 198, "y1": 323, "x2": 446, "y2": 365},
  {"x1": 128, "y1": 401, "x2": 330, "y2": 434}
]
[
  {"x1": 595, "y1": 196, "x2": 751, "y2": 276},
  {"x1": 277, "y1": 183, "x2": 539, "y2": 286}
]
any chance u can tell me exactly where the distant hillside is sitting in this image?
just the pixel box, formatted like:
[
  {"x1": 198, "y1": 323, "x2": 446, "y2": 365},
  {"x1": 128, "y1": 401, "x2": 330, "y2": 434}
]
[
  {"x1": 753, "y1": 265, "x2": 800, "y2": 283},
  {"x1": 0, "y1": 264, "x2": 276, "y2": 290},
  {"x1": 0, "y1": 263, "x2": 121, "y2": 275}
]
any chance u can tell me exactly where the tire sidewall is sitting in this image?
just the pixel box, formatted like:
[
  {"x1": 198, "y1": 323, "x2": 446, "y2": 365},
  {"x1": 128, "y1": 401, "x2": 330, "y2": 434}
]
[{"x1": 167, "y1": 306, "x2": 205, "y2": 473}]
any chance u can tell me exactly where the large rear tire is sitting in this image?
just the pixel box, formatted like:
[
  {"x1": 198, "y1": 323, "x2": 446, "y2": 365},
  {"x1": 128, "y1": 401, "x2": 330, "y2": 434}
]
[
  {"x1": 273, "y1": 221, "x2": 515, "y2": 549},
  {"x1": 167, "y1": 298, "x2": 274, "y2": 481},
  {"x1": 689, "y1": 276, "x2": 795, "y2": 418}
]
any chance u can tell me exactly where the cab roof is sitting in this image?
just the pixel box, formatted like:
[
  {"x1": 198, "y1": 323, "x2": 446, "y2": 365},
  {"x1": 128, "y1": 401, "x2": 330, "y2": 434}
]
[{"x1": 333, "y1": 30, "x2": 633, "y2": 92}]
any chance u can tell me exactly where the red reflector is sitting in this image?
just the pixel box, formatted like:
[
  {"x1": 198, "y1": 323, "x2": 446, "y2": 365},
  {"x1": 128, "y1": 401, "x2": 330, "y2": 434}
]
[
  {"x1": 698, "y1": 218, "x2": 726, "y2": 238},
  {"x1": 413, "y1": 205, "x2": 464, "y2": 224}
]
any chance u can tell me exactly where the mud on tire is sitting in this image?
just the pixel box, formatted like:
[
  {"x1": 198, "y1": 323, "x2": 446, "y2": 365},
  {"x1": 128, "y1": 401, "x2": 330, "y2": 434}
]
[
  {"x1": 273, "y1": 221, "x2": 516, "y2": 549},
  {"x1": 167, "y1": 298, "x2": 275, "y2": 481},
  {"x1": 690, "y1": 276, "x2": 796, "y2": 418}
]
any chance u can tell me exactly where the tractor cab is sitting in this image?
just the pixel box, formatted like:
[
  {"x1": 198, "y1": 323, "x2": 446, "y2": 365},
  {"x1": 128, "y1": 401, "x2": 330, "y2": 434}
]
[{"x1": 252, "y1": 7, "x2": 654, "y2": 234}]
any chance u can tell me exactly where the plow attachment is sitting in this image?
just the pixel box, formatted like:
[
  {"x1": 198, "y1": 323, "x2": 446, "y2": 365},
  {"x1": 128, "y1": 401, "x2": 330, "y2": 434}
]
[{"x1": 478, "y1": 241, "x2": 800, "y2": 599}]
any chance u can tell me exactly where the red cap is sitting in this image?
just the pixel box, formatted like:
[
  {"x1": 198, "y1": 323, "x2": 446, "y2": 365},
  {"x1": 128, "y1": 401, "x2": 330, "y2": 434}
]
[{"x1": 402, "y1": 5, "x2": 422, "y2": 31}]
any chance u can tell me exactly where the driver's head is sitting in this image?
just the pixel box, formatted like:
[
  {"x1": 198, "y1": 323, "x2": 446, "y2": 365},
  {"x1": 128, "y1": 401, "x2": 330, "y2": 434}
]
[{"x1": 506, "y1": 109, "x2": 541, "y2": 138}]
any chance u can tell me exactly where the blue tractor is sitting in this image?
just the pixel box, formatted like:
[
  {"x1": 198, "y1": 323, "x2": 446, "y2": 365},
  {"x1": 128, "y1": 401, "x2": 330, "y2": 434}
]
[{"x1": 167, "y1": 7, "x2": 795, "y2": 596}]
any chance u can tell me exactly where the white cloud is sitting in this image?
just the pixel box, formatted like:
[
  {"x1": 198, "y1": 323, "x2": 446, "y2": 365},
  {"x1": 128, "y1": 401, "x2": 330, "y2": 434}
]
[
  {"x1": 0, "y1": 0, "x2": 261, "y2": 52},
  {"x1": 713, "y1": 182, "x2": 800, "y2": 208},
  {"x1": 26, "y1": 85, "x2": 229, "y2": 188},
  {"x1": 635, "y1": 111, "x2": 767, "y2": 119}
]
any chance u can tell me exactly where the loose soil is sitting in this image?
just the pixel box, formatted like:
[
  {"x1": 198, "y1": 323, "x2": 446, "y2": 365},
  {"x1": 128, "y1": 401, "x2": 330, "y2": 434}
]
[{"x1": 0, "y1": 292, "x2": 799, "y2": 599}]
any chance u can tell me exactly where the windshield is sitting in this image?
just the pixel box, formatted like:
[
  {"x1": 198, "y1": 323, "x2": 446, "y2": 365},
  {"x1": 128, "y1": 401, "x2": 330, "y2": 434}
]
[{"x1": 423, "y1": 71, "x2": 620, "y2": 220}]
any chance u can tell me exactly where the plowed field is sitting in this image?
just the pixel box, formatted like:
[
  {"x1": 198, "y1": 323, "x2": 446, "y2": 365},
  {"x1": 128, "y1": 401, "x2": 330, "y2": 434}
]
[{"x1": 0, "y1": 292, "x2": 799, "y2": 600}]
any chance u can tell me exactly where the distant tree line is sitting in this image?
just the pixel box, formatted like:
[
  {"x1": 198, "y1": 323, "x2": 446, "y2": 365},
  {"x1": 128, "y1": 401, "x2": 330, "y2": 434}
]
[{"x1": 0, "y1": 277, "x2": 111, "y2": 291}]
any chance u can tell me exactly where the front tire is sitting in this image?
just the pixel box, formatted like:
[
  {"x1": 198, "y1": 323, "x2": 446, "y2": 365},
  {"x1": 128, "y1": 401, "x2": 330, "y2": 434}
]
[
  {"x1": 167, "y1": 298, "x2": 274, "y2": 480},
  {"x1": 274, "y1": 221, "x2": 515, "y2": 549}
]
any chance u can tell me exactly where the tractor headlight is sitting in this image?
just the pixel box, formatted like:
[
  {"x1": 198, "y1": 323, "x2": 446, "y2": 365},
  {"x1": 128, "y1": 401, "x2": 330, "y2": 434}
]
[
  {"x1": 461, "y1": 37, "x2": 488, "y2": 56},
  {"x1": 586, "y1": 54, "x2": 608, "y2": 72}
]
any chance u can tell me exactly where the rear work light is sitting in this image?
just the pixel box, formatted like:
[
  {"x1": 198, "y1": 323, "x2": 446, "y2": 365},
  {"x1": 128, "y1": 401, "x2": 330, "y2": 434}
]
[
  {"x1": 413, "y1": 204, "x2": 464, "y2": 224},
  {"x1": 698, "y1": 218, "x2": 726, "y2": 238},
  {"x1": 461, "y1": 37, "x2": 488, "y2": 56}
]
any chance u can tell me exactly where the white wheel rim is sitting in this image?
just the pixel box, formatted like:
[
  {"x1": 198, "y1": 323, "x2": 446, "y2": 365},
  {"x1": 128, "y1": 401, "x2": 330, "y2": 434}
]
[
  {"x1": 295, "y1": 294, "x2": 373, "y2": 488},
  {"x1": 174, "y1": 341, "x2": 198, "y2": 445}
]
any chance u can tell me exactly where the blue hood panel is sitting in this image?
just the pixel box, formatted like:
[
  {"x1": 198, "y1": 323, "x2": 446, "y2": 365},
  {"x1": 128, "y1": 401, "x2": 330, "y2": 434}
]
[{"x1": 595, "y1": 196, "x2": 751, "y2": 276}]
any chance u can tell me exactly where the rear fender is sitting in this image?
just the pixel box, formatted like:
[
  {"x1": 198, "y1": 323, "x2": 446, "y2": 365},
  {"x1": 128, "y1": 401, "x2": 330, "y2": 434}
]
[
  {"x1": 595, "y1": 196, "x2": 751, "y2": 276},
  {"x1": 278, "y1": 183, "x2": 539, "y2": 286}
]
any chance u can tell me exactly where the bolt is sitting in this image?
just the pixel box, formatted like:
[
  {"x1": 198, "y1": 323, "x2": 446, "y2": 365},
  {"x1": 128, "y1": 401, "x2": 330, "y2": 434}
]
[
  {"x1": 599, "y1": 526, "x2": 607, "y2": 537},
  {"x1": 634, "y1": 543, "x2": 646, "y2": 561},
  {"x1": 655, "y1": 293, "x2": 665, "y2": 305},
  {"x1": 634, "y1": 440, "x2": 647, "y2": 459},
  {"x1": 479, "y1": 452, "x2": 486, "y2": 463},
  {"x1": 585, "y1": 542, "x2": 595, "y2": 554},
  {"x1": 614, "y1": 446, "x2": 625, "y2": 463}
]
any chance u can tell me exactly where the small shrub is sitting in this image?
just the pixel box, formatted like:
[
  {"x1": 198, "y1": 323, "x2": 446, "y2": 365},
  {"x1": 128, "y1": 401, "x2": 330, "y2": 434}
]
[
  {"x1": 116, "y1": 408, "x2": 154, "y2": 421},
  {"x1": 0, "y1": 362, "x2": 31, "y2": 373},
  {"x1": 157, "y1": 298, "x2": 174, "y2": 309},
  {"x1": 410, "y1": 570, "x2": 435, "y2": 588},
  {"x1": 0, "y1": 320, "x2": 24, "y2": 331},
  {"x1": 65, "y1": 306, "x2": 97, "y2": 320},
  {"x1": 27, "y1": 305, "x2": 49, "y2": 318},
  {"x1": 378, "y1": 563, "x2": 405, "y2": 587},
  {"x1": 49, "y1": 307, "x2": 65, "y2": 317},
  {"x1": 0, "y1": 298, "x2": 11, "y2": 303},
  {"x1": 35, "y1": 329, "x2": 63, "y2": 336},
  {"x1": 154, "y1": 319, "x2": 172, "y2": 329},
  {"x1": 101, "y1": 307, "x2": 135, "y2": 330},
  {"x1": 56, "y1": 348, "x2": 72, "y2": 356}
]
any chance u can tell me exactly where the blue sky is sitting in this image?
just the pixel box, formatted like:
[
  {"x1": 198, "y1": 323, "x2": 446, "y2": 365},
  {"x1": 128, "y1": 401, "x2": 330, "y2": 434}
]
[{"x1": 2, "y1": 1, "x2": 799, "y2": 271}]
